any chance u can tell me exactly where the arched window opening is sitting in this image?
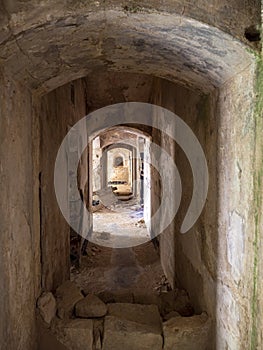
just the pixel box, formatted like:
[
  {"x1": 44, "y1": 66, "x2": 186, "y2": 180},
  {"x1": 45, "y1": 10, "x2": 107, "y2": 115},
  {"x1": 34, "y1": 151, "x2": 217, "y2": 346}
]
[{"x1": 114, "y1": 156, "x2": 124, "y2": 167}]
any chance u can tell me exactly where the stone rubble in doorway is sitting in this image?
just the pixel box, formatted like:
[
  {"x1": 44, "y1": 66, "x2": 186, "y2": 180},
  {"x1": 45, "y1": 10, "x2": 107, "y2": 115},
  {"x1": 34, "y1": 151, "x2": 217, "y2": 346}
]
[{"x1": 37, "y1": 280, "x2": 211, "y2": 349}]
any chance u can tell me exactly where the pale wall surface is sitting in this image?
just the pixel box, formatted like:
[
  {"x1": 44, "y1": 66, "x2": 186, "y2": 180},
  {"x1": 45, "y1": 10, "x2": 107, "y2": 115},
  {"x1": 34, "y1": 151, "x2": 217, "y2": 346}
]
[{"x1": 0, "y1": 70, "x2": 37, "y2": 349}]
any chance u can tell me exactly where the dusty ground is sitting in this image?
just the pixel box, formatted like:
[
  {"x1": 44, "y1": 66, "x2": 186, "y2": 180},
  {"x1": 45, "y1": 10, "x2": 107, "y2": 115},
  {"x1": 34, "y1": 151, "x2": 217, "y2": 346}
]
[
  {"x1": 91, "y1": 199, "x2": 150, "y2": 248},
  {"x1": 71, "y1": 240, "x2": 169, "y2": 296},
  {"x1": 72, "y1": 197, "x2": 170, "y2": 295}
]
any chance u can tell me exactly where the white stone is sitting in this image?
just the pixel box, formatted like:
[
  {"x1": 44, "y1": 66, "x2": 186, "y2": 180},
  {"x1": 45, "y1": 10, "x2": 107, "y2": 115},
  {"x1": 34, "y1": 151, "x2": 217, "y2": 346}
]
[{"x1": 227, "y1": 210, "x2": 245, "y2": 283}]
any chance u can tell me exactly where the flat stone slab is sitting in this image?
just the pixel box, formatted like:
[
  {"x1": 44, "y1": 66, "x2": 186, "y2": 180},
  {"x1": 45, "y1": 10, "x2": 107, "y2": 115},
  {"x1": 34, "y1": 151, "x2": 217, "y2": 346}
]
[
  {"x1": 75, "y1": 294, "x2": 107, "y2": 318},
  {"x1": 163, "y1": 313, "x2": 211, "y2": 350},
  {"x1": 107, "y1": 303, "x2": 162, "y2": 333},
  {"x1": 102, "y1": 316, "x2": 163, "y2": 350},
  {"x1": 56, "y1": 281, "x2": 84, "y2": 319},
  {"x1": 53, "y1": 319, "x2": 93, "y2": 350}
]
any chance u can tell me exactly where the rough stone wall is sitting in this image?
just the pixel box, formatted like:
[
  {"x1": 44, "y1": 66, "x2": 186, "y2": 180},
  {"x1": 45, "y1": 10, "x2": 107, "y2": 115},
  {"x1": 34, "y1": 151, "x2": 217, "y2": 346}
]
[
  {"x1": 173, "y1": 90, "x2": 217, "y2": 319},
  {"x1": 216, "y1": 63, "x2": 258, "y2": 349},
  {"x1": 149, "y1": 64, "x2": 261, "y2": 350},
  {"x1": 39, "y1": 72, "x2": 153, "y2": 291},
  {"x1": 0, "y1": 70, "x2": 38, "y2": 349},
  {"x1": 40, "y1": 79, "x2": 87, "y2": 291},
  {"x1": 254, "y1": 58, "x2": 263, "y2": 350},
  {"x1": 150, "y1": 78, "x2": 218, "y2": 343}
]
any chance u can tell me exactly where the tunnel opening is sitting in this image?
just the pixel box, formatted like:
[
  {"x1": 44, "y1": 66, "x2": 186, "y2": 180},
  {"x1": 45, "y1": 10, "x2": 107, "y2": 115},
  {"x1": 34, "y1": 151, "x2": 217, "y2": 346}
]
[
  {"x1": 89, "y1": 128, "x2": 151, "y2": 248},
  {"x1": 67, "y1": 94, "x2": 203, "y2": 347}
]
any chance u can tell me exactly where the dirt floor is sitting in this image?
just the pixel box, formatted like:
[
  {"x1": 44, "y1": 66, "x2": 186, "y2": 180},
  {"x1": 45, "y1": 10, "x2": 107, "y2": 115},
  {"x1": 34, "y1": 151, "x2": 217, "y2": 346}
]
[
  {"x1": 71, "y1": 240, "x2": 170, "y2": 296},
  {"x1": 40, "y1": 225, "x2": 195, "y2": 349},
  {"x1": 91, "y1": 199, "x2": 150, "y2": 248},
  {"x1": 72, "y1": 196, "x2": 172, "y2": 296}
]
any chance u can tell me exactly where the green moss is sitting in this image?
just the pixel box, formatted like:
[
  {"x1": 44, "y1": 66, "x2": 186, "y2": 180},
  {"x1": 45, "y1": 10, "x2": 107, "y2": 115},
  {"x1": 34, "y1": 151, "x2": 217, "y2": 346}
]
[{"x1": 250, "y1": 54, "x2": 263, "y2": 350}]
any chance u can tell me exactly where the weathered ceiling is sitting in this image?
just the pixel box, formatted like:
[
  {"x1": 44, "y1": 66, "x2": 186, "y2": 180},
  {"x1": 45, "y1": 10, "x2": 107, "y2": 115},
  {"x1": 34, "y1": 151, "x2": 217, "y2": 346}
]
[{"x1": 0, "y1": 2, "x2": 255, "y2": 94}]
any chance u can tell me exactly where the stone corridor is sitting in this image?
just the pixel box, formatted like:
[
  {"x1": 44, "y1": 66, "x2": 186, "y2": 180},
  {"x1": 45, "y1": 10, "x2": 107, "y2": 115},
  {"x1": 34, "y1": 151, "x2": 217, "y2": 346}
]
[{"x1": 0, "y1": 1, "x2": 263, "y2": 350}]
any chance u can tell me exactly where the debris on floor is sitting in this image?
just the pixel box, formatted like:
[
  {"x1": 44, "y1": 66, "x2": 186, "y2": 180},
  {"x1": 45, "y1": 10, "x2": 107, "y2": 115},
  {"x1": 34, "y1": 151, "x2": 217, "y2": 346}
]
[
  {"x1": 91, "y1": 198, "x2": 149, "y2": 248},
  {"x1": 154, "y1": 274, "x2": 172, "y2": 293},
  {"x1": 135, "y1": 218, "x2": 146, "y2": 228},
  {"x1": 38, "y1": 240, "x2": 210, "y2": 349},
  {"x1": 37, "y1": 280, "x2": 211, "y2": 350}
]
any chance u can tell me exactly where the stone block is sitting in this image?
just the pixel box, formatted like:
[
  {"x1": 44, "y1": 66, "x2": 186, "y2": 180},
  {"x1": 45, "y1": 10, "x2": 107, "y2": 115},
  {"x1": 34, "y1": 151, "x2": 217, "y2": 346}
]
[
  {"x1": 111, "y1": 290, "x2": 134, "y2": 303},
  {"x1": 75, "y1": 294, "x2": 107, "y2": 318},
  {"x1": 96, "y1": 290, "x2": 133, "y2": 304},
  {"x1": 102, "y1": 316, "x2": 163, "y2": 350},
  {"x1": 56, "y1": 281, "x2": 84, "y2": 319},
  {"x1": 107, "y1": 303, "x2": 162, "y2": 333},
  {"x1": 53, "y1": 319, "x2": 93, "y2": 350},
  {"x1": 37, "y1": 292, "x2": 57, "y2": 324},
  {"x1": 163, "y1": 313, "x2": 210, "y2": 350}
]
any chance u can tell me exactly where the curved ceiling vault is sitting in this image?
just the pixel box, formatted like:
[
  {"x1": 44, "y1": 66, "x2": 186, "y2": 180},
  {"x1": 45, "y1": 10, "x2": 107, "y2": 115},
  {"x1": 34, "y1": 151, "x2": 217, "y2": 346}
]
[
  {"x1": 0, "y1": 9, "x2": 254, "y2": 94},
  {"x1": 99, "y1": 126, "x2": 150, "y2": 150}
]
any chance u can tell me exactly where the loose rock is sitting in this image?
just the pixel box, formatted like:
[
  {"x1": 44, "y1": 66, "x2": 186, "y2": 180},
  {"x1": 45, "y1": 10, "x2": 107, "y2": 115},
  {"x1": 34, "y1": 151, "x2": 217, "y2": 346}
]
[
  {"x1": 37, "y1": 292, "x2": 57, "y2": 325},
  {"x1": 75, "y1": 294, "x2": 107, "y2": 318},
  {"x1": 56, "y1": 281, "x2": 84, "y2": 319}
]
